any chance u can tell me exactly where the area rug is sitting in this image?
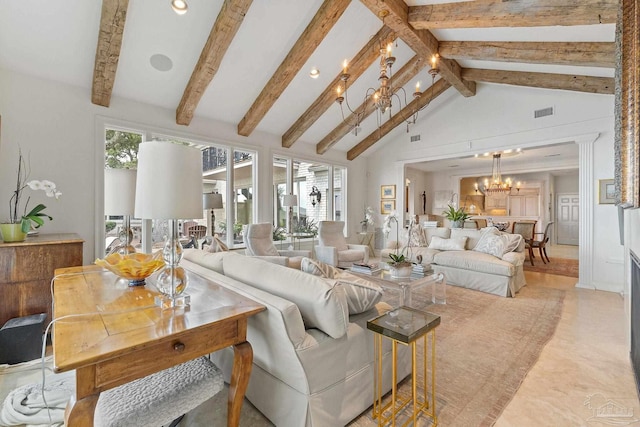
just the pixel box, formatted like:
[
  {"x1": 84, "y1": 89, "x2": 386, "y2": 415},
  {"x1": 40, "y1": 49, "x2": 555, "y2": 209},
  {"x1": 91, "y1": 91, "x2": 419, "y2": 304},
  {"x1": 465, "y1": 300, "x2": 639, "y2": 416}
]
[
  {"x1": 523, "y1": 257, "x2": 579, "y2": 278},
  {"x1": 185, "y1": 283, "x2": 565, "y2": 427}
]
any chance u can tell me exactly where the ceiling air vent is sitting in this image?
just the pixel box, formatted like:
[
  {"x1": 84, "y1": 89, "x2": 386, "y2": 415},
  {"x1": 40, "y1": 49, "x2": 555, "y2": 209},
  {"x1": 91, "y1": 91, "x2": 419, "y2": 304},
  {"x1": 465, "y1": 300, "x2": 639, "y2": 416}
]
[
  {"x1": 534, "y1": 107, "x2": 554, "y2": 118},
  {"x1": 410, "y1": 134, "x2": 421, "y2": 143}
]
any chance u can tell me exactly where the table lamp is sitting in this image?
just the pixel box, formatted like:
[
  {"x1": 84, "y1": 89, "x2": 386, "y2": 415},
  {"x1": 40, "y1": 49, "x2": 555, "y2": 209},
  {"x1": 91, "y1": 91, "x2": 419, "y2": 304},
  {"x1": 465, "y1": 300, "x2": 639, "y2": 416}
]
[
  {"x1": 282, "y1": 194, "x2": 298, "y2": 234},
  {"x1": 104, "y1": 168, "x2": 137, "y2": 255},
  {"x1": 135, "y1": 141, "x2": 203, "y2": 308},
  {"x1": 203, "y1": 192, "x2": 223, "y2": 235}
]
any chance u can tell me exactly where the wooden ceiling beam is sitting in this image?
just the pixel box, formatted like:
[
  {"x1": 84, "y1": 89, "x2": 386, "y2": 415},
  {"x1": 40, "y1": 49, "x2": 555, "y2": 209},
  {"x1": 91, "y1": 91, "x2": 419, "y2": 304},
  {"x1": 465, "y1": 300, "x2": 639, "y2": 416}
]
[
  {"x1": 281, "y1": 25, "x2": 394, "y2": 149},
  {"x1": 237, "y1": 0, "x2": 351, "y2": 137},
  {"x1": 91, "y1": 0, "x2": 129, "y2": 107},
  {"x1": 439, "y1": 41, "x2": 615, "y2": 68},
  {"x1": 359, "y1": 0, "x2": 475, "y2": 97},
  {"x1": 461, "y1": 68, "x2": 614, "y2": 95},
  {"x1": 316, "y1": 55, "x2": 426, "y2": 154},
  {"x1": 176, "y1": 0, "x2": 253, "y2": 126},
  {"x1": 408, "y1": 0, "x2": 618, "y2": 29},
  {"x1": 347, "y1": 78, "x2": 451, "y2": 160}
]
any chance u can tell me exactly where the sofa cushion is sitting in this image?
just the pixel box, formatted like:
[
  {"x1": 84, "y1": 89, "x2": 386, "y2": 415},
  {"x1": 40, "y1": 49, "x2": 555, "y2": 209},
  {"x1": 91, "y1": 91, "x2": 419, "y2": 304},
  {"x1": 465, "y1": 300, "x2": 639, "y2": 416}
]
[
  {"x1": 473, "y1": 234, "x2": 507, "y2": 257},
  {"x1": 182, "y1": 249, "x2": 226, "y2": 274},
  {"x1": 333, "y1": 271, "x2": 384, "y2": 315},
  {"x1": 429, "y1": 235, "x2": 467, "y2": 251},
  {"x1": 424, "y1": 227, "x2": 451, "y2": 245},
  {"x1": 222, "y1": 253, "x2": 349, "y2": 339},
  {"x1": 450, "y1": 228, "x2": 483, "y2": 249},
  {"x1": 433, "y1": 250, "x2": 515, "y2": 277}
]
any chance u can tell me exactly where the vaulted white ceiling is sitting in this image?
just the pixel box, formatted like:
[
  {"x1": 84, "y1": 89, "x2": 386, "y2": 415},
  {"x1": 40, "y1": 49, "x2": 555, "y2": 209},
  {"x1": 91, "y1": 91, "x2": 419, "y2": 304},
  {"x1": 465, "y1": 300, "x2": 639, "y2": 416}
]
[{"x1": 0, "y1": 0, "x2": 615, "y2": 160}]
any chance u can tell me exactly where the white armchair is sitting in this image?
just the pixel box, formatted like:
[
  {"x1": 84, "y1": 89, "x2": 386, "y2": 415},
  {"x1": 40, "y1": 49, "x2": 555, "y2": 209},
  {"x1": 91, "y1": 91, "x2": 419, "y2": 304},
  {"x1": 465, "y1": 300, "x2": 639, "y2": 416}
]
[
  {"x1": 315, "y1": 221, "x2": 369, "y2": 268},
  {"x1": 243, "y1": 223, "x2": 311, "y2": 269}
]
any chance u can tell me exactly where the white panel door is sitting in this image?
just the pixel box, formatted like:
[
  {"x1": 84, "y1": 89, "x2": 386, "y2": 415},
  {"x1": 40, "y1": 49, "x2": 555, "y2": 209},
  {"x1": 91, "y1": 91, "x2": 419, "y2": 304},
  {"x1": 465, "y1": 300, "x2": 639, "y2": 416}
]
[{"x1": 556, "y1": 194, "x2": 579, "y2": 245}]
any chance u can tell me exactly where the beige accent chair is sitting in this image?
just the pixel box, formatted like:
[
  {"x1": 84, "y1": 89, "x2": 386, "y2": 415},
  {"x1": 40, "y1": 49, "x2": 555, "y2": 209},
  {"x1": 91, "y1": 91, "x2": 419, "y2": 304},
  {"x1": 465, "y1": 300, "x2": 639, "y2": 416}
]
[
  {"x1": 243, "y1": 223, "x2": 311, "y2": 269},
  {"x1": 512, "y1": 221, "x2": 536, "y2": 265},
  {"x1": 315, "y1": 221, "x2": 369, "y2": 268}
]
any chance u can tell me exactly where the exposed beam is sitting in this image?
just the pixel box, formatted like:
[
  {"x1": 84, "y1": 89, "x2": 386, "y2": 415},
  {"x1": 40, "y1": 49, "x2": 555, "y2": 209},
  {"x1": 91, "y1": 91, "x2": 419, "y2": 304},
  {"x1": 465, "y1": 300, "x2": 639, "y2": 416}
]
[
  {"x1": 461, "y1": 68, "x2": 614, "y2": 94},
  {"x1": 237, "y1": 0, "x2": 351, "y2": 137},
  {"x1": 347, "y1": 78, "x2": 451, "y2": 160},
  {"x1": 91, "y1": 0, "x2": 129, "y2": 107},
  {"x1": 359, "y1": 0, "x2": 475, "y2": 97},
  {"x1": 409, "y1": 0, "x2": 618, "y2": 29},
  {"x1": 316, "y1": 55, "x2": 426, "y2": 154},
  {"x1": 439, "y1": 41, "x2": 615, "y2": 68},
  {"x1": 281, "y1": 25, "x2": 394, "y2": 149},
  {"x1": 176, "y1": 0, "x2": 253, "y2": 126}
]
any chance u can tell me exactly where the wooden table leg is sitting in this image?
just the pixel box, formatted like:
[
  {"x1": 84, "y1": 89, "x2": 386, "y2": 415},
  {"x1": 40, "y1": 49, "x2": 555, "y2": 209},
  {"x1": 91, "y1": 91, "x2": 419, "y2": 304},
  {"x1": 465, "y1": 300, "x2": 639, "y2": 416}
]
[
  {"x1": 65, "y1": 366, "x2": 100, "y2": 427},
  {"x1": 228, "y1": 341, "x2": 253, "y2": 427},
  {"x1": 64, "y1": 393, "x2": 99, "y2": 427}
]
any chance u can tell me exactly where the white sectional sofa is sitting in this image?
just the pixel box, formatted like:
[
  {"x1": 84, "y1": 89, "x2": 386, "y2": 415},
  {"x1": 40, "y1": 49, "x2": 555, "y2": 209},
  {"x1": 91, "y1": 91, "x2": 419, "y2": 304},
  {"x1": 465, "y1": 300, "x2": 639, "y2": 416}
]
[
  {"x1": 180, "y1": 250, "x2": 411, "y2": 426},
  {"x1": 381, "y1": 226, "x2": 526, "y2": 297}
]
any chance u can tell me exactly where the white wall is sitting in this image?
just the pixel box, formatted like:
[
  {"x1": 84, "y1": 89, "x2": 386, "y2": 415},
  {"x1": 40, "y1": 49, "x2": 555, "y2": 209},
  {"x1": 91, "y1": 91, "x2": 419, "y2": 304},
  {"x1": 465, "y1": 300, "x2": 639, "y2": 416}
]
[
  {"x1": 0, "y1": 68, "x2": 368, "y2": 262},
  {"x1": 368, "y1": 83, "x2": 623, "y2": 293},
  {"x1": 554, "y1": 173, "x2": 579, "y2": 194}
]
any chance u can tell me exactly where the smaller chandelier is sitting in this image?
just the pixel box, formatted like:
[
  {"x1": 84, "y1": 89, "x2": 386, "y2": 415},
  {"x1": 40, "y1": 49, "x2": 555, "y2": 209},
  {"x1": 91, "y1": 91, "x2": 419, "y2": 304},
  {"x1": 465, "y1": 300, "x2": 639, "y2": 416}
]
[{"x1": 480, "y1": 154, "x2": 513, "y2": 195}]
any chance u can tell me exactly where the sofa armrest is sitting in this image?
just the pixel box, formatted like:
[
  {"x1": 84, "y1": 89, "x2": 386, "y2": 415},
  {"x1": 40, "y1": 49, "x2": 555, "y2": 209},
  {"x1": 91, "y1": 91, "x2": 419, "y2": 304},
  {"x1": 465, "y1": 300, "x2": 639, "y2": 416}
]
[
  {"x1": 502, "y1": 251, "x2": 525, "y2": 266},
  {"x1": 278, "y1": 249, "x2": 312, "y2": 258},
  {"x1": 347, "y1": 244, "x2": 370, "y2": 263},
  {"x1": 315, "y1": 245, "x2": 338, "y2": 266}
]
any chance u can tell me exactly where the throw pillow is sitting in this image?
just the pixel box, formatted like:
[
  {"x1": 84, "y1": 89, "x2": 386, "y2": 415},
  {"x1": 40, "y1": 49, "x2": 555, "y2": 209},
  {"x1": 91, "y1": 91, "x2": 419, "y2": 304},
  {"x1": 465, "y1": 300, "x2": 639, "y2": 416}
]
[
  {"x1": 474, "y1": 235, "x2": 506, "y2": 257},
  {"x1": 502, "y1": 233, "x2": 523, "y2": 253},
  {"x1": 300, "y1": 257, "x2": 336, "y2": 279},
  {"x1": 428, "y1": 235, "x2": 467, "y2": 251},
  {"x1": 205, "y1": 235, "x2": 229, "y2": 253},
  {"x1": 407, "y1": 224, "x2": 427, "y2": 247},
  {"x1": 473, "y1": 227, "x2": 501, "y2": 252},
  {"x1": 333, "y1": 271, "x2": 384, "y2": 314}
]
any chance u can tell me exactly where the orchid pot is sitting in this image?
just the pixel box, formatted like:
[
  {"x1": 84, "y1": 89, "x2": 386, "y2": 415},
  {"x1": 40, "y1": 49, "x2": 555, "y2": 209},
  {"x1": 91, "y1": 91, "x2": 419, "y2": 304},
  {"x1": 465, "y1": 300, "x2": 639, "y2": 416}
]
[{"x1": 0, "y1": 223, "x2": 27, "y2": 243}]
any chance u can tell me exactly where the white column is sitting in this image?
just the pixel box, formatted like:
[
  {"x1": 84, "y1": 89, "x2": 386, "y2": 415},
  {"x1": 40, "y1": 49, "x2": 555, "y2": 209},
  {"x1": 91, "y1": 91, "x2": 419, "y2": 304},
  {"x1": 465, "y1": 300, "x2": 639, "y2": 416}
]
[{"x1": 575, "y1": 133, "x2": 600, "y2": 289}]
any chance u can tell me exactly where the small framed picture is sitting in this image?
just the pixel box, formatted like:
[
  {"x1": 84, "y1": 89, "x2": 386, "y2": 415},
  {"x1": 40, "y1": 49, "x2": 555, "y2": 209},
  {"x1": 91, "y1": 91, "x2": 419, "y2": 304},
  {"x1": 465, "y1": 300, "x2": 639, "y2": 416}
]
[
  {"x1": 381, "y1": 199, "x2": 395, "y2": 214},
  {"x1": 381, "y1": 185, "x2": 396, "y2": 199},
  {"x1": 599, "y1": 179, "x2": 615, "y2": 204}
]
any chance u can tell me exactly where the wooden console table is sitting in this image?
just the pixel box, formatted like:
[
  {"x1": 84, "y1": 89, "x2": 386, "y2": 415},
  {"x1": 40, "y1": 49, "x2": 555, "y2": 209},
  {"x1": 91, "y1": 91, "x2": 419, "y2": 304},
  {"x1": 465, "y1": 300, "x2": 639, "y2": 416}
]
[
  {"x1": 52, "y1": 265, "x2": 265, "y2": 427},
  {"x1": 0, "y1": 233, "x2": 83, "y2": 327}
]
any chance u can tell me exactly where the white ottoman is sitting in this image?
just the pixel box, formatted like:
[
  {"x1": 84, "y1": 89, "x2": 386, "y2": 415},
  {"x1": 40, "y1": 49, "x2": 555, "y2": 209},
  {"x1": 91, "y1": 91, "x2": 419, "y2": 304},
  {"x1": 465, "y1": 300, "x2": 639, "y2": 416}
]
[{"x1": 95, "y1": 357, "x2": 224, "y2": 427}]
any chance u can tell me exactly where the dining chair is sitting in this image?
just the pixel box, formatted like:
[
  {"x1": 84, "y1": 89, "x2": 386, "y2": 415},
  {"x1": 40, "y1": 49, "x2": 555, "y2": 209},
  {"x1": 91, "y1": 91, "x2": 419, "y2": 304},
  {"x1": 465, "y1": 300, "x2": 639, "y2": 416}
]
[
  {"x1": 511, "y1": 221, "x2": 537, "y2": 266},
  {"x1": 530, "y1": 222, "x2": 554, "y2": 264}
]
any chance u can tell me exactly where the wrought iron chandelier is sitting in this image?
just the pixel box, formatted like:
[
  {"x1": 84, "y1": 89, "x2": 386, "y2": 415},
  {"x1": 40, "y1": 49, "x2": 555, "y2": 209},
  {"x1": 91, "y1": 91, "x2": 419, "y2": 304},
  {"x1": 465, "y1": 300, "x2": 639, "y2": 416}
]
[
  {"x1": 480, "y1": 154, "x2": 513, "y2": 195},
  {"x1": 335, "y1": 31, "x2": 440, "y2": 135}
]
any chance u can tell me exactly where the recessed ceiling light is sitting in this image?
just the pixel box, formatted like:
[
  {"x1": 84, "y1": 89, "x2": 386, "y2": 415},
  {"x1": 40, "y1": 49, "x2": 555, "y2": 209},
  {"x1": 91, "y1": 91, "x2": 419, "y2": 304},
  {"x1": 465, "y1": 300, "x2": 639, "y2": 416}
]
[
  {"x1": 309, "y1": 67, "x2": 320, "y2": 79},
  {"x1": 171, "y1": 0, "x2": 188, "y2": 15},
  {"x1": 150, "y1": 54, "x2": 173, "y2": 72}
]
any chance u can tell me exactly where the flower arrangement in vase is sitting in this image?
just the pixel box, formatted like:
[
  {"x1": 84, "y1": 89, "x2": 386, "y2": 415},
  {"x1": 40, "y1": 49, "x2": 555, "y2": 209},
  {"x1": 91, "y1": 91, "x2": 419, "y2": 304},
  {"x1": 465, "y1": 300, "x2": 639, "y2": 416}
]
[
  {"x1": 382, "y1": 210, "x2": 412, "y2": 278},
  {"x1": 360, "y1": 206, "x2": 374, "y2": 232},
  {"x1": 1, "y1": 150, "x2": 62, "y2": 242}
]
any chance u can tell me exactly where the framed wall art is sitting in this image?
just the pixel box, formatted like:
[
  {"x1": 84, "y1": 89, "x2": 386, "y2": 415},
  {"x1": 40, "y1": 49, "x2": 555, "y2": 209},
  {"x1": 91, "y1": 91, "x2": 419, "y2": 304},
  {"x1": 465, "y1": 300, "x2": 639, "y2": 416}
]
[
  {"x1": 381, "y1": 185, "x2": 396, "y2": 199},
  {"x1": 599, "y1": 179, "x2": 615, "y2": 204},
  {"x1": 381, "y1": 199, "x2": 395, "y2": 214}
]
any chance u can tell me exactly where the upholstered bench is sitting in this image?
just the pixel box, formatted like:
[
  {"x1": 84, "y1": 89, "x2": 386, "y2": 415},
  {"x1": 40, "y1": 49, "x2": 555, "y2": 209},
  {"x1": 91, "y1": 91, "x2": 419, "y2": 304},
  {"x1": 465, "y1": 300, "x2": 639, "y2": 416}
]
[{"x1": 95, "y1": 356, "x2": 223, "y2": 427}]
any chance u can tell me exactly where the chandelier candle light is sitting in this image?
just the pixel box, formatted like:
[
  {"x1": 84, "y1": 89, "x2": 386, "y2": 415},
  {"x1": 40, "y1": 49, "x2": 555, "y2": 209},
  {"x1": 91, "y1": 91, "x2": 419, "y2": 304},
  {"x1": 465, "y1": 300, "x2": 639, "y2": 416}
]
[
  {"x1": 481, "y1": 153, "x2": 514, "y2": 195},
  {"x1": 135, "y1": 140, "x2": 203, "y2": 309}
]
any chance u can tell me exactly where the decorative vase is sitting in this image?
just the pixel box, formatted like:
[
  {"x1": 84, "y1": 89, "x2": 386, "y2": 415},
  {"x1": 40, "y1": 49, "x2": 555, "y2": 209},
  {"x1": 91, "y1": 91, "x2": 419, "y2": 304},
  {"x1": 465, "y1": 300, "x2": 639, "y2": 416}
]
[
  {"x1": 0, "y1": 223, "x2": 27, "y2": 243},
  {"x1": 389, "y1": 264, "x2": 412, "y2": 279},
  {"x1": 451, "y1": 220, "x2": 463, "y2": 228},
  {"x1": 361, "y1": 224, "x2": 368, "y2": 233}
]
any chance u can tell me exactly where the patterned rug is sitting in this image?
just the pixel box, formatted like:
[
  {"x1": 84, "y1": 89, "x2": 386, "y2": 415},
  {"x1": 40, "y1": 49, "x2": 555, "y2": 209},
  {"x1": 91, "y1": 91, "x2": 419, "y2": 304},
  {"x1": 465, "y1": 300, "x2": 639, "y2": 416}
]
[
  {"x1": 523, "y1": 257, "x2": 579, "y2": 278},
  {"x1": 183, "y1": 283, "x2": 565, "y2": 427}
]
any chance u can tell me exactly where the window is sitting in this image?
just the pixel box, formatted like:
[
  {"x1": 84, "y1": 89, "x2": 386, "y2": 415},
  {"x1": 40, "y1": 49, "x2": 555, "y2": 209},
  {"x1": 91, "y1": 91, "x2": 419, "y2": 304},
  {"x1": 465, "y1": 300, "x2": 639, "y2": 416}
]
[
  {"x1": 100, "y1": 121, "x2": 256, "y2": 257},
  {"x1": 273, "y1": 155, "x2": 347, "y2": 237}
]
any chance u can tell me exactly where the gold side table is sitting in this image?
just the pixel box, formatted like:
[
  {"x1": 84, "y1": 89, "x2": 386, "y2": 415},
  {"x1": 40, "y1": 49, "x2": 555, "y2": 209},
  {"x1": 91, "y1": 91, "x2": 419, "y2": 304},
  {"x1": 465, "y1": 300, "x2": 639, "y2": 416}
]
[
  {"x1": 367, "y1": 307, "x2": 441, "y2": 426},
  {"x1": 358, "y1": 231, "x2": 375, "y2": 256}
]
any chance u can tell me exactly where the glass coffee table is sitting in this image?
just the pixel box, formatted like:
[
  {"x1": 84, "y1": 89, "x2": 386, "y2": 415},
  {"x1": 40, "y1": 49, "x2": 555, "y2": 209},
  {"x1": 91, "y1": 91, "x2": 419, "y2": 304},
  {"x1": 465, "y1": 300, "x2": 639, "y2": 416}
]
[
  {"x1": 350, "y1": 266, "x2": 446, "y2": 308},
  {"x1": 367, "y1": 306, "x2": 441, "y2": 426}
]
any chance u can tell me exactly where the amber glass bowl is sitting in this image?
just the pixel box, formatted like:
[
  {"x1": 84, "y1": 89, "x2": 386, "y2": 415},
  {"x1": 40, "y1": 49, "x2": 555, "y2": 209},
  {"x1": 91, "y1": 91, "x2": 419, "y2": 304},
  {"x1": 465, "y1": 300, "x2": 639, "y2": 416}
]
[{"x1": 95, "y1": 252, "x2": 165, "y2": 286}]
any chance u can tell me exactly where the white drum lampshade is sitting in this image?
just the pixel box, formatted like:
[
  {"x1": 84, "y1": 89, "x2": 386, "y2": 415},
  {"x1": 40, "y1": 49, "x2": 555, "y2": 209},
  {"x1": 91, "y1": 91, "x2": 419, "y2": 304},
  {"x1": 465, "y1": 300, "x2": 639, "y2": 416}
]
[
  {"x1": 282, "y1": 194, "x2": 298, "y2": 207},
  {"x1": 104, "y1": 168, "x2": 137, "y2": 216}
]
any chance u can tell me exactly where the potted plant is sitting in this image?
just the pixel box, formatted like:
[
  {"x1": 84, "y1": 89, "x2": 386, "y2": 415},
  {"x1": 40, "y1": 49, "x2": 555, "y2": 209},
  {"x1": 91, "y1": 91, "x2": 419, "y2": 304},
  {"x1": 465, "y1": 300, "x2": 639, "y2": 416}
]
[
  {"x1": 442, "y1": 205, "x2": 470, "y2": 228},
  {"x1": 1, "y1": 150, "x2": 62, "y2": 242},
  {"x1": 387, "y1": 251, "x2": 413, "y2": 278}
]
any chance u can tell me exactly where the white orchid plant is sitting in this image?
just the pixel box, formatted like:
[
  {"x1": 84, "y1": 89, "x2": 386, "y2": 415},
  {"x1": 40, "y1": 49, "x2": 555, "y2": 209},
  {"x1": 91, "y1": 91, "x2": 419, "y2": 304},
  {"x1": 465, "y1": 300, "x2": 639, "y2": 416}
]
[
  {"x1": 7, "y1": 150, "x2": 62, "y2": 233},
  {"x1": 382, "y1": 211, "x2": 411, "y2": 266},
  {"x1": 360, "y1": 206, "x2": 374, "y2": 227}
]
